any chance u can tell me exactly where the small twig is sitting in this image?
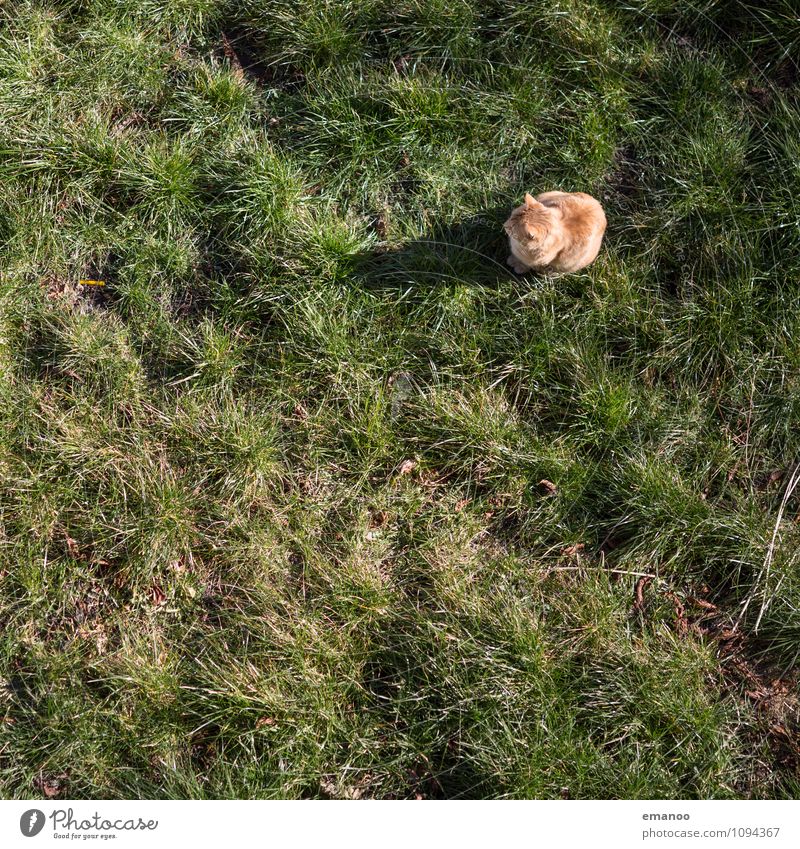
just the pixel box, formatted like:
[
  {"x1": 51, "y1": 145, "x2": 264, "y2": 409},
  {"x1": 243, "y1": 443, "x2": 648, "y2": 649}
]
[
  {"x1": 547, "y1": 565, "x2": 658, "y2": 579},
  {"x1": 737, "y1": 461, "x2": 800, "y2": 632}
]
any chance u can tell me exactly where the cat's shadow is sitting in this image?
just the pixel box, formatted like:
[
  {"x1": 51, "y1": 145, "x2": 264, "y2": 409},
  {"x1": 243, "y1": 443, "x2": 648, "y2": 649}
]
[{"x1": 353, "y1": 205, "x2": 523, "y2": 294}]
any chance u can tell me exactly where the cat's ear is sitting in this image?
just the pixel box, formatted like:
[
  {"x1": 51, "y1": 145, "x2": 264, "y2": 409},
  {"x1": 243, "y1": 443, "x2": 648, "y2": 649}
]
[{"x1": 524, "y1": 192, "x2": 536, "y2": 208}]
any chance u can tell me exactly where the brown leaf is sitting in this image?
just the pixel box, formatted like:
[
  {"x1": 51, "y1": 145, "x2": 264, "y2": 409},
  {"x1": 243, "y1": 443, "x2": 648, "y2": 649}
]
[
  {"x1": 34, "y1": 773, "x2": 68, "y2": 799},
  {"x1": 560, "y1": 543, "x2": 584, "y2": 558},
  {"x1": 110, "y1": 111, "x2": 144, "y2": 138},
  {"x1": 538, "y1": 479, "x2": 558, "y2": 495},
  {"x1": 664, "y1": 591, "x2": 688, "y2": 636},
  {"x1": 633, "y1": 576, "x2": 653, "y2": 613},
  {"x1": 150, "y1": 584, "x2": 166, "y2": 606},
  {"x1": 64, "y1": 532, "x2": 80, "y2": 558},
  {"x1": 370, "y1": 213, "x2": 388, "y2": 238},
  {"x1": 687, "y1": 595, "x2": 718, "y2": 611},
  {"x1": 398, "y1": 459, "x2": 417, "y2": 476},
  {"x1": 256, "y1": 717, "x2": 276, "y2": 728},
  {"x1": 221, "y1": 33, "x2": 244, "y2": 81},
  {"x1": 369, "y1": 510, "x2": 388, "y2": 529},
  {"x1": 746, "y1": 85, "x2": 771, "y2": 107}
]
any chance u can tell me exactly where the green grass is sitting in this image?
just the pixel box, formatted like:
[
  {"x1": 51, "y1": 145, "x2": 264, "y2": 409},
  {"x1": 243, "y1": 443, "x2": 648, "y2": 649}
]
[{"x1": 1, "y1": 0, "x2": 800, "y2": 799}]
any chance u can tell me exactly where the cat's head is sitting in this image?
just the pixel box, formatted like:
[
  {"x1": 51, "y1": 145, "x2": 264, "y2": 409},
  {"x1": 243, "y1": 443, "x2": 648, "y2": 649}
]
[{"x1": 503, "y1": 193, "x2": 551, "y2": 247}]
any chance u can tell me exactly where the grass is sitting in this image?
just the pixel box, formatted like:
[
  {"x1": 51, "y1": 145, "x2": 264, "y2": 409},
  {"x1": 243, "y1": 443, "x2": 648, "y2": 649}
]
[{"x1": 1, "y1": 0, "x2": 799, "y2": 799}]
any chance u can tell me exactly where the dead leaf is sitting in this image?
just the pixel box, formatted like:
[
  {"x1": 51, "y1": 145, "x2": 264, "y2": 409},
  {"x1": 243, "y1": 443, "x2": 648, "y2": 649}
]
[
  {"x1": 370, "y1": 213, "x2": 388, "y2": 238},
  {"x1": 664, "y1": 591, "x2": 688, "y2": 636},
  {"x1": 110, "y1": 111, "x2": 144, "y2": 138},
  {"x1": 221, "y1": 33, "x2": 245, "y2": 81},
  {"x1": 398, "y1": 459, "x2": 417, "y2": 476},
  {"x1": 538, "y1": 479, "x2": 558, "y2": 495},
  {"x1": 633, "y1": 575, "x2": 653, "y2": 613},
  {"x1": 687, "y1": 595, "x2": 718, "y2": 611},
  {"x1": 34, "y1": 773, "x2": 68, "y2": 799},
  {"x1": 369, "y1": 510, "x2": 388, "y2": 528},
  {"x1": 320, "y1": 778, "x2": 363, "y2": 800},
  {"x1": 64, "y1": 532, "x2": 80, "y2": 558},
  {"x1": 746, "y1": 84, "x2": 771, "y2": 107}
]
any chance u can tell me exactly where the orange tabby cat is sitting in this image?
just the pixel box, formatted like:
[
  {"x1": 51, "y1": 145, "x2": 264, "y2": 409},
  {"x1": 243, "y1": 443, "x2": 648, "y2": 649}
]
[{"x1": 504, "y1": 191, "x2": 606, "y2": 274}]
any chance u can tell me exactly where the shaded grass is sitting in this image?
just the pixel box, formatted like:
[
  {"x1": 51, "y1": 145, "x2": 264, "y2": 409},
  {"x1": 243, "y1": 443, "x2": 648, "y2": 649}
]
[{"x1": 1, "y1": 0, "x2": 799, "y2": 799}]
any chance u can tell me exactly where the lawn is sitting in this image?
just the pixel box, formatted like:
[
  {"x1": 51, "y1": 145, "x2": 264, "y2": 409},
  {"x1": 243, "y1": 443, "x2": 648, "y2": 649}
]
[{"x1": 1, "y1": 0, "x2": 799, "y2": 799}]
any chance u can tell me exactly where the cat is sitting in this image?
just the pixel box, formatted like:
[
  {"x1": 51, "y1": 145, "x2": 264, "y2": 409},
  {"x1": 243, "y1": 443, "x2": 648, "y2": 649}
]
[{"x1": 504, "y1": 190, "x2": 607, "y2": 274}]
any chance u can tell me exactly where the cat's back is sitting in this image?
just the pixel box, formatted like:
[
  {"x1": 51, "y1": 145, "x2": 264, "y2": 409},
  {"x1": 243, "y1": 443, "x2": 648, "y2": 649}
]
[
  {"x1": 536, "y1": 191, "x2": 606, "y2": 273},
  {"x1": 537, "y1": 190, "x2": 606, "y2": 238}
]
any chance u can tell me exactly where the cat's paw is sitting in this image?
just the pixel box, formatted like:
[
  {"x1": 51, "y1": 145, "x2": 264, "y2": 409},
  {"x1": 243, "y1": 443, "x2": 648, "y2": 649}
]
[{"x1": 507, "y1": 255, "x2": 529, "y2": 274}]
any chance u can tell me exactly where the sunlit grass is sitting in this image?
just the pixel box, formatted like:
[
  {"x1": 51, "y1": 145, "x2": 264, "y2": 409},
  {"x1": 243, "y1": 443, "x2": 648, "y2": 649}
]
[{"x1": 1, "y1": 0, "x2": 799, "y2": 799}]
